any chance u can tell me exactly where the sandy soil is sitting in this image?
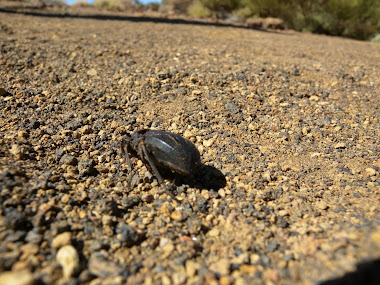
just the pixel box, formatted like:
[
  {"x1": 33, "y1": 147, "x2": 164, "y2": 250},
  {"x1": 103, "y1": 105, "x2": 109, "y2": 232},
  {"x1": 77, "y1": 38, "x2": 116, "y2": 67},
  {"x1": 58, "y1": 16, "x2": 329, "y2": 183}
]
[{"x1": 0, "y1": 3, "x2": 379, "y2": 285}]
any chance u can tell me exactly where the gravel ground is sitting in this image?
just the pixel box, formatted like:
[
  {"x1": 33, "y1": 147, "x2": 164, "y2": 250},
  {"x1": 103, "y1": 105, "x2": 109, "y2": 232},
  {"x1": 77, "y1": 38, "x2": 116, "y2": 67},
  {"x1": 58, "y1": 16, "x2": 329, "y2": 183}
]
[{"x1": 0, "y1": 4, "x2": 379, "y2": 285}]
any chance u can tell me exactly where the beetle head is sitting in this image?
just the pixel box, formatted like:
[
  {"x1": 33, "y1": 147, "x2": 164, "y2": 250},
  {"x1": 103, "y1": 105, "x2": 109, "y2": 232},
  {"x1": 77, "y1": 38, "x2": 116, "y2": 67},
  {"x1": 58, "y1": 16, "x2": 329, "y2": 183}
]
[{"x1": 120, "y1": 134, "x2": 136, "y2": 154}]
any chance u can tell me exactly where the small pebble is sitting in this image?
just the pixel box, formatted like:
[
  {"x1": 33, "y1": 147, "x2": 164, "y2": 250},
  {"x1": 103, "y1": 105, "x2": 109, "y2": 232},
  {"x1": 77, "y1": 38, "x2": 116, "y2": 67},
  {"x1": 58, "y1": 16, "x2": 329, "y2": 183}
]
[
  {"x1": 192, "y1": 90, "x2": 202, "y2": 95},
  {"x1": 102, "y1": 215, "x2": 113, "y2": 226},
  {"x1": 171, "y1": 210, "x2": 184, "y2": 221},
  {"x1": 262, "y1": 170, "x2": 272, "y2": 182},
  {"x1": 203, "y1": 138, "x2": 215, "y2": 147},
  {"x1": 183, "y1": 129, "x2": 195, "y2": 139},
  {"x1": 80, "y1": 125, "x2": 91, "y2": 134},
  {"x1": 185, "y1": 260, "x2": 200, "y2": 278},
  {"x1": 9, "y1": 144, "x2": 23, "y2": 159},
  {"x1": 87, "y1": 68, "x2": 97, "y2": 76},
  {"x1": 334, "y1": 142, "x2": 346, "y2": 149},
  {"x1": 20, "y1": 243, "x2": 39, "y2": 257},
  {"x1": 142, "y1": 194, "x2": 154, "y2": 203},
  {"x1": 365, "y1": 168, "x2": 376, "y2": 176},
  {"x1": 56, "y1": 245, "x2": 80, "y2": 280},
  {"x1": 17, "y1": 130, "x2": 28, "y2": 138},
  {"x1": 208, "y1": 228, "x2": 220, "y2": 237},
  {"x1": 316, "y1": 201, "x2": 328, "y2": 210},
  {"x1": 25, "y1": 231, "x2": 43, "y2": 244},
  {"x1": 210, "y1": 258, "x2": 230, "y2": 275},
  {"x1": 52, "y1": 232, "x2": 72, "y2": 248},
  {"x1": 61, "y1": 194, "x2": 70, "y2": 204},
  {"x1": 0, "y1": 270, "x2": 34, "y2": 285},
  {"x1": 309, "y1": 95, "x2": 320, "y2": 101}
]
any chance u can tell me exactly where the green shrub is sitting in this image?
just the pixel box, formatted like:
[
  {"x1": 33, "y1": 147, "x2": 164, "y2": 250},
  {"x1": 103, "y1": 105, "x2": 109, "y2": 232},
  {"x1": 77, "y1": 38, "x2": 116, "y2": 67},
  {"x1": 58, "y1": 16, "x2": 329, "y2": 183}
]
[
  {"x1": 242, "y1": 0, "x2": 297, "y2": 19},
  {"x1": 146, "y1": 2, "x2": 160, "y2": 11},
  {"x1": 372, "y1": 33, "x2": 380, "y2": 42},
  {"x1": 71, "y1": 1, "x2": 92, "y2": 8},
  {"x1": 93, "y1": 0, "x2": 125, "y2": 11},
  {"x1": 233, "y1": 6, "x2": 253, "y2": 19},
  {"x1": 199, "y1": 0, "x2": 240, "y2": 12},
  {"x1": 233, "y1": 0, "x2": 380, "y2": 40},
  {"x1": 187, "y1": 1, "x2": 212, "y2": 18},
  {"x1": 160, "y1": 0, "x2": 193, "y2": 14},
  {"x1": 195, "y1": 0, "x2": 241, "y2": 17},
  {"x1": 324, "y1": 0, "x2": 380, "y2": 40}
]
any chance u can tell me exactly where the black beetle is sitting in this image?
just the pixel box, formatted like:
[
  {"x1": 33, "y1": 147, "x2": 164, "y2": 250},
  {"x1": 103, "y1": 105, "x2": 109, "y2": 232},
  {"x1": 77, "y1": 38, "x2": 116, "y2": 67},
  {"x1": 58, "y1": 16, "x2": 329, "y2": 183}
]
[{"x1": 120, "y1": 129, "x2": 201, "y2": 194}]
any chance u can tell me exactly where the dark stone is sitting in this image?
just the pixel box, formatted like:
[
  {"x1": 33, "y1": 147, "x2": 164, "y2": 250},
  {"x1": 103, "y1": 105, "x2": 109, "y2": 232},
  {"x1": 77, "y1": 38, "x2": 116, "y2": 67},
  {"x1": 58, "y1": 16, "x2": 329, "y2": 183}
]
[
  {"x1": 316, "y1": 119, "x2": 332, "y2": 127},
  {"x1": 276, "y1": 216, "x2": 289, "y2": 228},
  {"x1": 225, "y1": 102, "x2": 240, "y2": 114},
  {"x1": 267, "y1": 241, "x2": 279, "y2": 252},
  {"x1": 0, "y1": 249, "x2": 19, "y2": 271},
  {"x1": 78, "y1": 269, "x2": 95, "y2": 283},
  {"x1": 29, "y1": 120, "x2": 41, "y2": 129},
  {"x1": 293, "y1": 67, "x2": 300, "y2": 76},
  {"x1": 55, "y1": 149, "x2": 65, "y2": 160},
  {"x1": 178, "y1": 88, "x2": 187, "y2": 95},
  {"x1": 78, "y1": 159, "x2": 98, "y2": 177},
  {"x1": 0, "y1": 171, "x2": 23, "y2": 191},
  {"x1": 121, "y1": 196, "x2": 142, "y2": 210},
  {"x1": 4, "y1": 209, "x2": 31, "y2": 230},
  {"x1": 261, "y1": 255, "x2": 271, "y2": 266},
  {"x1": 5, "y1": 231, "x2": 26, "y2": 242},
  {"x1": 196, "y1": 198, "x2": 209, "y2": 214},
  {"x1": 88, "y1": 252, "x2": 125, "y2": 278},
  {"x1": 50, "y1": 221, "x2": 70, "y2": 236},
  {"x1": 25, "y1": 230, "x2": 43, "y2": 244},
  {"x1": 115, "y1": 223, "x2": 144, "y2": 247},
  {"x1": 0, "y1": 87, "x2": 10, "y2": 96},
  {"x1": 59, "y1": 154, "x2": 78, "y2": 166}
]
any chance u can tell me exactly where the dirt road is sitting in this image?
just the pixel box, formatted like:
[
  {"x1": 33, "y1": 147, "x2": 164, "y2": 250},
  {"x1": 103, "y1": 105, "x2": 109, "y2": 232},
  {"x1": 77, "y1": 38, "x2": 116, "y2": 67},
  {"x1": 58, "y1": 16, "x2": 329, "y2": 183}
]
[{"x1": 1, "y1": 4, "x2": 379, "y2": 284}]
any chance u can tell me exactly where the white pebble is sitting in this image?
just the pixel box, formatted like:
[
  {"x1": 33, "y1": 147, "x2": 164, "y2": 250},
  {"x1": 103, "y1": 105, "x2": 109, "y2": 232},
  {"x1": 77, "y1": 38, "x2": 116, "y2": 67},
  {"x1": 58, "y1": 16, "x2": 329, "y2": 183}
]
[
  {"x1": 56, "y1": 245, "x2": 80, "y2": 280},
  {"x1": 365, "y1": 168, "x2": 377, "y2": 176},
  {"x1": 203, "y1": 138, "x2": 215, "y2": 147},
  {"x1": 0, "y1": 270, "x2": 34, "y2": 285}
]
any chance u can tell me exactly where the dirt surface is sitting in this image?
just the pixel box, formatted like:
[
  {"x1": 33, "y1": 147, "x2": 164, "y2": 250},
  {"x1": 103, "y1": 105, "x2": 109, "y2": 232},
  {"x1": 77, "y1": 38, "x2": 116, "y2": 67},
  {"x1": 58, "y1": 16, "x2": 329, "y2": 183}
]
[{"x1": 1, "y1": 4, "x2": 380, "y2": 285}]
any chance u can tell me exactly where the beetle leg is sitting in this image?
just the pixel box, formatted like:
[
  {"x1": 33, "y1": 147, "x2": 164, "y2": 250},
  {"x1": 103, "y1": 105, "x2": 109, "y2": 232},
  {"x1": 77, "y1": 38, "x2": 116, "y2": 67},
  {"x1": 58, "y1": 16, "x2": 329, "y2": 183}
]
[
  {"x1": 120, "y1": 139, "x2": 133, "y2": 172},
  {"x1": 140, "y1": 143, "x2": 164, "y2": 184},
  {"x1": 140, "y1": 143, "x2": 178, "y2": 200},
  {"x1": 120, "y1": 139, "x2": 135, "y2": 190}
]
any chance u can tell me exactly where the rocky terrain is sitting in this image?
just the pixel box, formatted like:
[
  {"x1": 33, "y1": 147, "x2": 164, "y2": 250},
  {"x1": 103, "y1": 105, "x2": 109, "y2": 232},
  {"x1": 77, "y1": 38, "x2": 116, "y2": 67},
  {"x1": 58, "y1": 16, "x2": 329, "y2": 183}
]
[{"x1": 0, "y1": 4, "x2": 379, "y2": 285}]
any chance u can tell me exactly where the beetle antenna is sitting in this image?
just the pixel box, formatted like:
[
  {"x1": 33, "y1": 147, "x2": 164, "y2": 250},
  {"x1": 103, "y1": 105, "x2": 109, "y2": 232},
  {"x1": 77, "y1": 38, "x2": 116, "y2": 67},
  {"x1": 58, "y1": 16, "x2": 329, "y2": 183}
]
[{"x1": 140, "y1": 144, "x2": 178, "y2": 201}]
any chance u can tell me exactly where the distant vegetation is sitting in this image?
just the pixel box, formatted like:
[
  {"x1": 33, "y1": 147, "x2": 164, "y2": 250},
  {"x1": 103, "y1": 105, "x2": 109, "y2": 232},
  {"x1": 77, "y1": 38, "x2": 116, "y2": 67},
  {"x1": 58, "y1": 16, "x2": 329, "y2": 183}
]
[
  {"x1": 93, "y1": 0, "x2": 125, "y2": 11},
  {"x1": 19, "y1": 0, "x2": 380, "y2": 40},
  {"x1": 185, "y1": 0, "x2": 380, "y2": 41},
  {"x1": 92, "y1": 0, "x2": 141, "y2": 11},
  {"x1": 94, "y1": 0, "x2": 380, "y2": 41}
]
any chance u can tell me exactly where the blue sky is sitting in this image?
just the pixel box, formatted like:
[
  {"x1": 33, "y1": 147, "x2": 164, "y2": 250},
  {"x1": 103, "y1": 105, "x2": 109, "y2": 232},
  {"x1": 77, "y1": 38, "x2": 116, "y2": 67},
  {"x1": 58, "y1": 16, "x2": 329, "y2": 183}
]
[
  {"x1": 66, "y1": 0, "x2": 161, "y2": 5},
  {"x1": 139, "y1": 0, "x2": 161, "y2": 3}
]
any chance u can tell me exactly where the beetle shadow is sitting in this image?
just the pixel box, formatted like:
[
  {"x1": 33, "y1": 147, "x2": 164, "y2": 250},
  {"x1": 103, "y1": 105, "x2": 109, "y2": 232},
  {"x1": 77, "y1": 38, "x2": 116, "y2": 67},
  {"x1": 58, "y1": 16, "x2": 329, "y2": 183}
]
[
  {"x1": 320, "y1": 258, "x2": 380, "y2": 285},
  {"x1": 161, "y1": 165, "x2": 226, "y2": 191}
]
